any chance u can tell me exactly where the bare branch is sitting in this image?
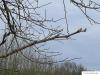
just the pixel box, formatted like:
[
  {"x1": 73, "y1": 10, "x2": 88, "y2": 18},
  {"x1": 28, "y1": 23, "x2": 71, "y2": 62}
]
[{"x1": 0, "y1": 28, "x2": 86, "y2": 58}]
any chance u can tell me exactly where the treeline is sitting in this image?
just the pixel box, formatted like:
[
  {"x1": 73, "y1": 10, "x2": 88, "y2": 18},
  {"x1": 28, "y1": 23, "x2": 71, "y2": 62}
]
[{"x1": 0, "y1": 52, "x2": 86, "y2": 75}]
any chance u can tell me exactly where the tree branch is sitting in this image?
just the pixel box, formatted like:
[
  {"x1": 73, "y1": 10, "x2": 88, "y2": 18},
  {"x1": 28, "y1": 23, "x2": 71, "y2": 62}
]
[{"x1": 0, "y1": 28, "x2": 86, "y2": 58}]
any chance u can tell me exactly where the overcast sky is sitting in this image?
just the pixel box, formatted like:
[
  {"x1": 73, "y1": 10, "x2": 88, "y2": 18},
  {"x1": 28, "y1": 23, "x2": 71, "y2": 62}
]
[
  {"x1": 38, "y1": 0, "x2": 100, "y2": 70},
  {"x1": 0, "y1": 0, "x2": 99, "y2": 70}
]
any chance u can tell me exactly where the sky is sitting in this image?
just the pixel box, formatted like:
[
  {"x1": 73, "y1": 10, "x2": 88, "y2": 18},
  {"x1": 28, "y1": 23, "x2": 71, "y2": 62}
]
[
  {"x1": 38, "y1": 0, "x2": 100, "y2": 70},
  {"x1": 0, "y1": 0, "x2": 100, "y2": 70}
]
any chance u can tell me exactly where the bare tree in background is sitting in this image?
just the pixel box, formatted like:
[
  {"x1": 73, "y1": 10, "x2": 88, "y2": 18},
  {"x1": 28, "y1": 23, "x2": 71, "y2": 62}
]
[{"x1": 0, "y1": 0, "x2": 100, "y2": 63}]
